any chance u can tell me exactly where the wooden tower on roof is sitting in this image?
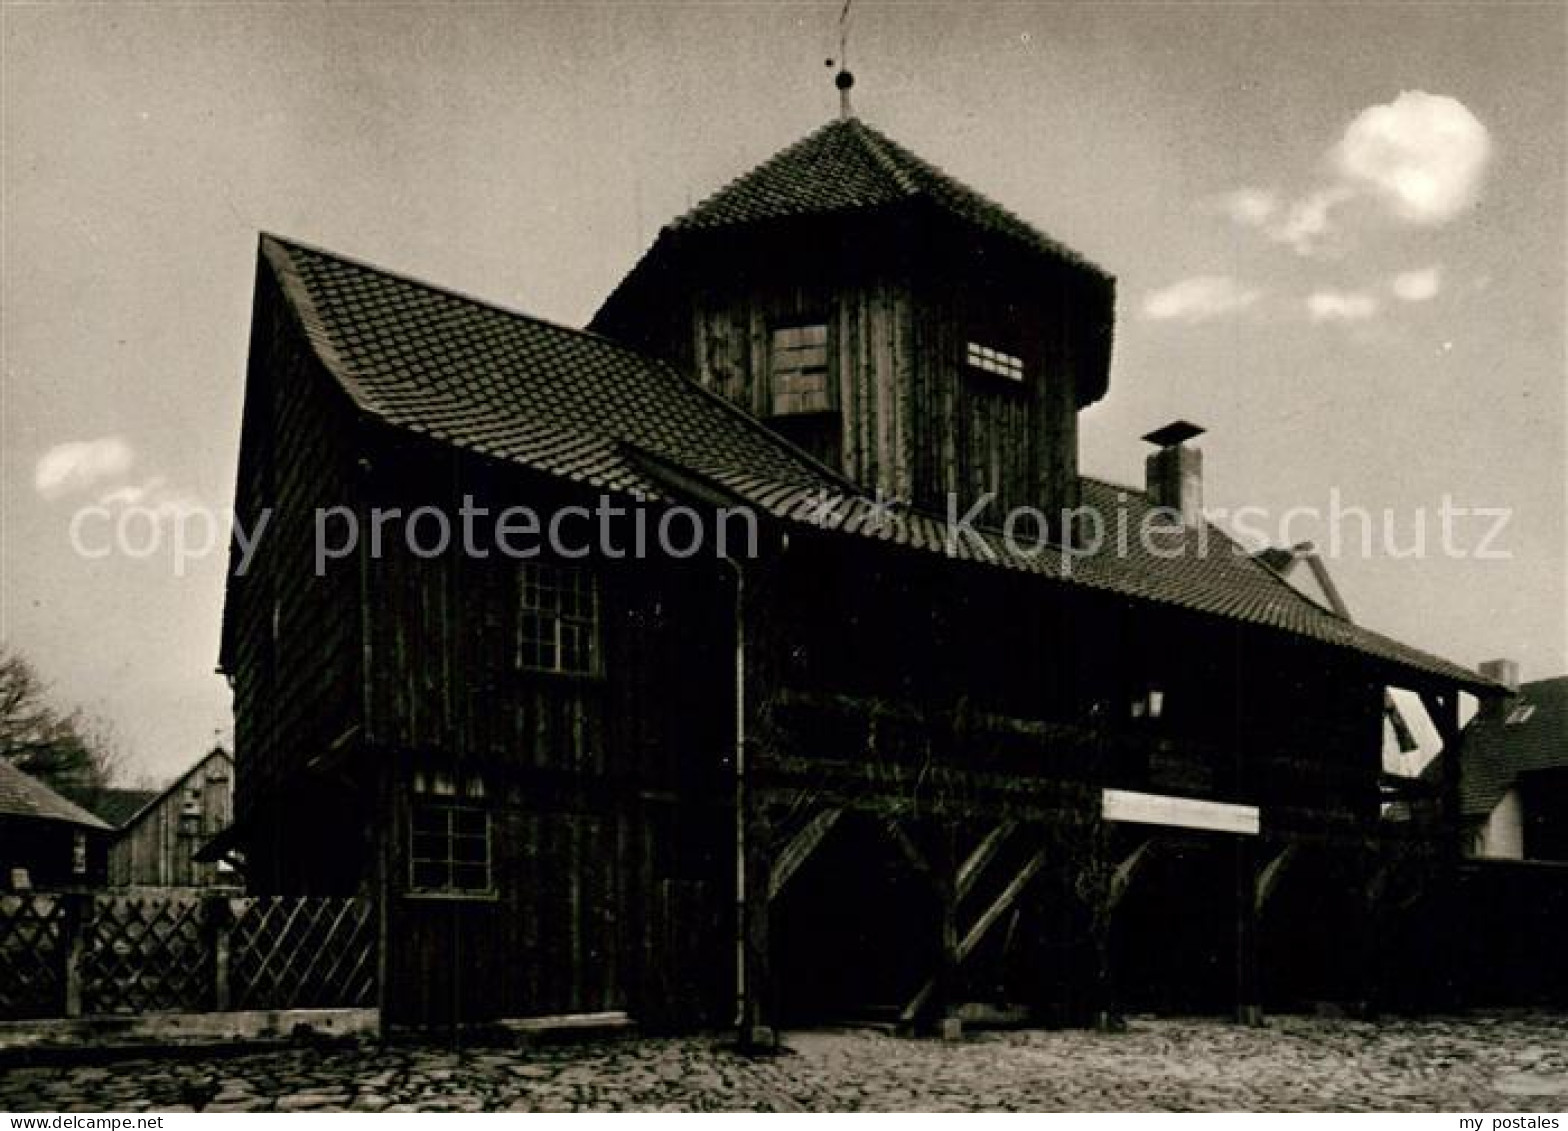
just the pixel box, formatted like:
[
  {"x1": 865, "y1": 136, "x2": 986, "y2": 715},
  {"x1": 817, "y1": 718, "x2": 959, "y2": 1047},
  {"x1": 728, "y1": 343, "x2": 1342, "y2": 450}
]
[{"x1": 591, "y1": 104, "x2": 1116, "y2": 525}]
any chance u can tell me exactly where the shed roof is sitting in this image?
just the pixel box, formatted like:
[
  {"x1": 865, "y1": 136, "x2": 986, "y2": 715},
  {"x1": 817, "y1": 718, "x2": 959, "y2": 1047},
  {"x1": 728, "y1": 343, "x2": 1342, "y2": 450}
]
[
  {"x1": 1458, "y1": 676, "x2": 1568, "y2": 817},
  {"x1": 0, "y1": 760, "x2": 112, "y2": 831},
  {"x1": 253, "y1": 234, "x2": 1490, "y2": 694}
]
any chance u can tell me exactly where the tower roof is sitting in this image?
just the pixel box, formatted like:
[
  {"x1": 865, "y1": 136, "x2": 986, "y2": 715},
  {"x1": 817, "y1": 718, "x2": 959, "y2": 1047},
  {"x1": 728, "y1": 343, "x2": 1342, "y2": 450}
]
[{"x1": 669, "y1": 117, "x2": 1106, "y2": 277}]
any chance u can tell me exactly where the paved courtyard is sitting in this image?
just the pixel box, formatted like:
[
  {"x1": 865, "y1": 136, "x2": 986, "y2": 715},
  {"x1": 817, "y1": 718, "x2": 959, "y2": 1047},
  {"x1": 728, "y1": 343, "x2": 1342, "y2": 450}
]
[{"x1": 1, "y1": 1013, "x2": 1564, "y2": 1112}]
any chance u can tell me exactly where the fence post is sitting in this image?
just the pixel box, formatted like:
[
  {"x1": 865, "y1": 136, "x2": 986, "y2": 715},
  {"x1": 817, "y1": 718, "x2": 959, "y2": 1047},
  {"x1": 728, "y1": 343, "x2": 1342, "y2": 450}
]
[
  {"x1": 206, "y1": 893, "x2": 234, "y2": 1011},
  {"x1": 61, "y1": 892, "x2": 89, "y2": 1017}
]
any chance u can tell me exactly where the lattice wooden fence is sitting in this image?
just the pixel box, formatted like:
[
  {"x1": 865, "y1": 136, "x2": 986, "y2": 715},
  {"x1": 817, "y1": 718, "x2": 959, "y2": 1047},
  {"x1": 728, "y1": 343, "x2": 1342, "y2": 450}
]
[
  {"x1": 0, "y1": 891, "x2": 377, "y2": 1019},
  {"x1": 0, "y1": 894, "x2": 67, "y2": 1018},
  {"x1": 230, "y1": 896, "x2": 377, "y2": 1010},
  {"x1": 82, "y1": 893, "x2": 212, "y2": 1014}
]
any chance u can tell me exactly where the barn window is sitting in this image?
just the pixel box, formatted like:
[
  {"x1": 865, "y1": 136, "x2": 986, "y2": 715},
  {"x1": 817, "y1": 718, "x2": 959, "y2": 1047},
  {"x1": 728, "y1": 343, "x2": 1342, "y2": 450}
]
[
  {"x1": 965, "y1": 341, "x2": 1025, "y2": 382},
  {"x1": 770, "y1": 323, "x2": 830, "y2": 415},
  {"x1": 1505, "y1": 703, "x2": 1536, "y2": 726},
  {"x1": 409, "y1": 801, "x2": 492, "y2": 895},
  {"x1": 517, "y1": 561, "x2": 599, "y2": 675}
]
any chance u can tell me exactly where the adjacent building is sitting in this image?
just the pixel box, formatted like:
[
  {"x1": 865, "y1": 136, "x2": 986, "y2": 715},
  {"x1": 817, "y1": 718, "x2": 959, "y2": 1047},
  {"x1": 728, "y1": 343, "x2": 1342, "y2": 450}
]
[
  {"x1": 106, "y1": 747, "x2": 234, "y2": 888},
  {"x1": 1461, "y1": 664, "x2": 1567, "y2": 862},
  {"x1": 0, "y1": 759, "x2": 112, "y2": 888}
]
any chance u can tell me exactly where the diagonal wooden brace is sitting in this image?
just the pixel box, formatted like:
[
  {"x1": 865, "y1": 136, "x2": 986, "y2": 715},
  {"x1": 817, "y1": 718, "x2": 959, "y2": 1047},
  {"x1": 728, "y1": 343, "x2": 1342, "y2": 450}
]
[{"x1": 767, "y1": 807, "x2": 843, "y2": 902}]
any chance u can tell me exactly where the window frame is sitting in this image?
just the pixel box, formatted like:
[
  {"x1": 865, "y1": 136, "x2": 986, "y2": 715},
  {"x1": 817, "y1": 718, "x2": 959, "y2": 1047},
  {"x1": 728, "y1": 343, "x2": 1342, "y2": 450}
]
[
  {"x1": 406, "y1": 797, "x2": 495, "y2": 900},
  {"x1": 964, "y1": 340, "x2": 1026, "y2": 383},
  {"x1": 769, "y1": 321, "x2": 832, "y2": 416},
  {"x1": 516, "y1": 560, "x2": 602, "y2": 677}
]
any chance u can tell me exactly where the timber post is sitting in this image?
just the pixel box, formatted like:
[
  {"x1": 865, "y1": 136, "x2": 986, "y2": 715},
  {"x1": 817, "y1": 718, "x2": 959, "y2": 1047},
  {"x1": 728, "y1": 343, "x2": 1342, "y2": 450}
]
[
  {"x1": 933, "y1": 822, "x2": 963, "y2": 1042},
  {"x1": 61, "y1": 891, "x2": 88, "y2": 1018},
  {"x1": 733, "y1": 548, "x2": 783, "y2": 1052},
  {"x1": 1234, "y1": 838, "x2": 1262, "y2": 1026},
  {"x1": 205, "y1": 891, "x2": 234, "y2": 1011},
  {"x1": 739, "y1": 804, "x2": 776, "y2": 1050}
]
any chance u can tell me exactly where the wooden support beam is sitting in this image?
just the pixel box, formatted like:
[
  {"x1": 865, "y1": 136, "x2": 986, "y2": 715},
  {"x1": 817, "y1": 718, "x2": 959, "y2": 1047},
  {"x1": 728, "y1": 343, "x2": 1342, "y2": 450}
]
[
  {"x1": 1419, "y1": 689, "x2": 1464, "y2": 857},
  {"x1": 1108, "y1": 838, "x2": 1158, "y2": 913},
  {"x1": 961, "y1": 848, "x2": 1046, "y2": 961},
  {"x1": 901, "y1": 836, "x2": 1045, "y2": 1026},
  {"x1": 883, "y1": 819, "x2": 934, "y2": 884},
  {"x1": 1254, "y1": 843, "x2": 1298, "y2": 915},
  {"x1": 956, "y1": 821, "x2": 1014, "y2": 902},
  {"x1": 767, "y1": 807, "x2": 843, "y2": 902},
  {"x1": 1235, "y1": 839, "x2": 1262, "y2": 1026}
]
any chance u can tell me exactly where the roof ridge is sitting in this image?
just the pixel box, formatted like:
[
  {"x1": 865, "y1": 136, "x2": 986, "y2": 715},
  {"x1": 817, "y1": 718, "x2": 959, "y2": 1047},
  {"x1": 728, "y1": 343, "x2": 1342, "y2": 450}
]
[{"x1": 847, "y1": 118, "x2": 924, "y2": 197}]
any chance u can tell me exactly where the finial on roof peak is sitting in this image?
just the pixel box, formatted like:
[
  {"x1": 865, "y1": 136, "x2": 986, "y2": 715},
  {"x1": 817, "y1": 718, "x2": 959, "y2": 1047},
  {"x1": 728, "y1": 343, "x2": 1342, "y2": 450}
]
[
  {"x1": 827, "y1": 0, "x2": 856, "y2": 119},
  {"x1": 836, "y1": 67, "x2": 855, "y2": 119}
]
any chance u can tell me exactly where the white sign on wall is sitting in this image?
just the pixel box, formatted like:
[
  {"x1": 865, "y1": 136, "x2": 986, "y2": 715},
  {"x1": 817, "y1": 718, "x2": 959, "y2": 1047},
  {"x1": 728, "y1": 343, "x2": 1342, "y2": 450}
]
[{"x1": 1101, "y1": 788, "x2": 1260, "y2": 836}]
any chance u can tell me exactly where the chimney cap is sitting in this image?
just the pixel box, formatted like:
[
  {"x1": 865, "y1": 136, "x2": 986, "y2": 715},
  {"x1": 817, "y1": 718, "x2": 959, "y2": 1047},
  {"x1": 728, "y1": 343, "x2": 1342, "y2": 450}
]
[{"x1": 1142, "y1": 420, "x2": 1206, "y2": 448}]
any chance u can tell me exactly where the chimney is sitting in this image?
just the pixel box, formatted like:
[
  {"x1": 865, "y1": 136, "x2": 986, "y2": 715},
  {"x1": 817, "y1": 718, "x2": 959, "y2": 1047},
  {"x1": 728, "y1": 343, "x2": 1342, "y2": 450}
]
[
  {"x1": 1142, "y1": 420, "x2": 1205, "y2": 527},
  {"x1": 1479, "y1": 657, "x2": 1521, "y2": 696}
]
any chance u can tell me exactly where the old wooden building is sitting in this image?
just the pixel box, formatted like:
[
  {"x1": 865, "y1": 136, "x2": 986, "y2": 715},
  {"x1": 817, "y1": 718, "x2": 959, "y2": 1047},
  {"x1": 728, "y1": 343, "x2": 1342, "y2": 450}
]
[
  {"x1": 0, "y1": 759, "x2": 111, "y2": 889},
  {"x1": 216, "y1": 108, "x2": 1497, "y2": 1035},
  {"x1": 107, "y1": 747, "x2": 234, "y2": 888}
]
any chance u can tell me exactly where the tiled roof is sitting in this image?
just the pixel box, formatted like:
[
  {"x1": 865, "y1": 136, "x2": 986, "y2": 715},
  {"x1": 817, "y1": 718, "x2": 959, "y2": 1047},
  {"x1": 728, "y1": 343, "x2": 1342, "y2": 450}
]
[
  {"x1": 263, "y1": 237, "x2": 837, "y2": 502},
  {"x1": 0, "y1": 760, "x2": 112, "y2": 830},
  {"x1": 673, "y1": 118, "x2": 1107, "y2": 277},
  {"x1": 260, "y1": 235, "x2": 1490, "y2": 693},
  {"x1": 76, "y1": 787, "x2": 160, "y2": 829},
  {"x1": 1458, "y1": 676, "x2": 1568, "y2": 817}
]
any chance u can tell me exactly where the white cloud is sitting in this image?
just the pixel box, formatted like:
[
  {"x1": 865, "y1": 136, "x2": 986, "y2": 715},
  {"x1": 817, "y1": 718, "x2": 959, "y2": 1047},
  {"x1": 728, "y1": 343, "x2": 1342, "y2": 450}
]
[
  {"x1": 1334, "y1": 91, "x2": 1492, "y2": 224},
  {"x1": 1307, "y1": 290, "x2": 1379, "y2": 323},
  {"x1": 1142, "y1": 275, "x2": 1262, "y2": 324},
  {"x1": 1212, "y1": 187, "x2": 1279, "y2": 228},
  {"x1": 1216, "y1": 92, "x2": 1491, "y2": 257},
  {"x1": 1269, "y1": 186, "x2": 1355, "y2": 256},
  {"x1": 34, "y1": 437, "x2": 135, "y2": 499},
  {"x1": 1391, "y1": 266, "x2": 1443, "y2": 302}
]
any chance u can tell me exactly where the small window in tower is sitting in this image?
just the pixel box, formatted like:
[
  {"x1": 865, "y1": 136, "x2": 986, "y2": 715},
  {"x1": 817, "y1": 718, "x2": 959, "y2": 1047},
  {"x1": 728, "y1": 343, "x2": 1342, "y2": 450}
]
[
  {"x1": 966, "y1": 341, "x2": 1025, "y2": 382},
  {"x1": 770, "y1": 323, "x2": 830, "y2": 415}
]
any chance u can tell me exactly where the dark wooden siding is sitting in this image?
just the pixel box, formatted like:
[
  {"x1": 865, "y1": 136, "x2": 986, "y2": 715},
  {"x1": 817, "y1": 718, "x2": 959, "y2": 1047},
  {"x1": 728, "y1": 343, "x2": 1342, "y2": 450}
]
[
  {"x1": 363, "y1": 443, "x2": 736, "y2": 1024},
  {"x1": 226, "y1": 263, "x2": 367, "y2": 890}
]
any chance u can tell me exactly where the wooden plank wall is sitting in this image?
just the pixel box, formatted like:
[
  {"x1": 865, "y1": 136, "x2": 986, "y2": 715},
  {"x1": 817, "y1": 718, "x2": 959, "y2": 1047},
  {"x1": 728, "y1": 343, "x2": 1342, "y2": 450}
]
[
  {"x1": 108, "y1": 752, "x2": 234, "y2": 888},
  {"x1": 365, "y1": 450, "x2": 736, "y2": 1025},
  {"x1": 228, "y1": 266, "x2": 365, "y2": 855}
]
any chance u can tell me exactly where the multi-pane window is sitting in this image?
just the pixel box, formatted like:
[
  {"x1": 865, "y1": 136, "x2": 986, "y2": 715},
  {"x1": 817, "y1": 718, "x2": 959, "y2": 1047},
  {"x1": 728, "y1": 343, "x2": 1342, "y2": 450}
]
[
  {"x1": 770, "y1": 323, "x2": 830, "y2": 415},
  {"x1": 965, "y1": 341, "x2": 1025, "y2": 382},
  {"x1": 410, "y1": 800, "x2": 491, "y2": 895},
  {"x1": 517, "y1": 561, "x2": 599, "y2": 675}
]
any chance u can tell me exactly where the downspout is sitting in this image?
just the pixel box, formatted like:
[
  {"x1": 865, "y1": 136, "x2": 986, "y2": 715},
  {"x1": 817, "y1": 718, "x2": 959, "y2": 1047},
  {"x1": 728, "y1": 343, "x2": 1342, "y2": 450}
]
[{"x1": 718, "y1": 553, "x2": 747, "y2": 1031}]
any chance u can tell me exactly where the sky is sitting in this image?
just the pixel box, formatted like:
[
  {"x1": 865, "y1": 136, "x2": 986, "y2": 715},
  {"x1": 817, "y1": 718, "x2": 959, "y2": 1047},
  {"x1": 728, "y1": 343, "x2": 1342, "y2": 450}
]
[{"x1": 1, "y1": 2, "x2": 1563, "y2": 786}]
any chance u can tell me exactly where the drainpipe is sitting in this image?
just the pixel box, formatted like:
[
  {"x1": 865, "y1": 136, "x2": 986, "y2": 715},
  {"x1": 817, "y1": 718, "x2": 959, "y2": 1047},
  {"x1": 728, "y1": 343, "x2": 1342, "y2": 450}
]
[{"x1": 718, "y1": 552, "x2": 748, "y2": 1033}]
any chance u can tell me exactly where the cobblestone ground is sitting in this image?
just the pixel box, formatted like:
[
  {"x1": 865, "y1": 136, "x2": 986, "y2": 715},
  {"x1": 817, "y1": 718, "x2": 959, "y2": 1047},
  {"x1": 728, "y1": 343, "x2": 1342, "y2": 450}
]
[{"x1": 1, "y1": 1013, "x2": 1564, "y2": 1112}]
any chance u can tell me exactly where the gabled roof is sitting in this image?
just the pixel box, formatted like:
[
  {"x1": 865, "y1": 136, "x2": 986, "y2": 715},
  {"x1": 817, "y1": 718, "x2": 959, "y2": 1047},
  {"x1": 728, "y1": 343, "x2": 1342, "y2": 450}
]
[
  {"x1": 112, "y1": 748, "x2": 232, "y2": 835},
  {"x1": 672, "y1": 117, "x2": 1106, "y2": 277},
  {"x1": 263, "y1": 236, "x2": 839, "y2": 502},
  {"x1": 0, "y1": 760, "x2": 112, "y2": 831},
  {"x1": 76, "y1": 787, "x2": 160, "y2": 829},
  {"x1": 1459, "y1": 676, "x2": 1568, "y2": 817},
  {"x1": 255, "y1": 235, "x2": 1490, "y2": 693}
]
